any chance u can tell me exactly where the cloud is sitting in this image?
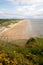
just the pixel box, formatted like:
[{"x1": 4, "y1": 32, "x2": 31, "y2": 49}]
[
  {"x1": 0, "y1": 0, "x2": 43, "y2": 19},
  {"x1": 0, "y1": 4, "x2": 43, "y2": 19},
  {"x1": 6, "y1": 0, "x2": 43, "y2": 5},
  {"x1": 15, "y1": 5, "x2": 43, "y2": 18}
]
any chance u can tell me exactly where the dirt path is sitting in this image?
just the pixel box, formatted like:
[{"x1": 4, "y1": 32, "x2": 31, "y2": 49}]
[{"x1": 0, "y1": 20, "x2": 33, "y2": 41}]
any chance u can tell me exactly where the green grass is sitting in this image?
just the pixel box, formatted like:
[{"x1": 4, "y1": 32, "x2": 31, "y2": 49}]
[
  {"x1": 0, "y1": 37, "x2": 43, "y2": 65},
  {"x1": 0, "y1": 19, "x2": 22, "y2": 27}
]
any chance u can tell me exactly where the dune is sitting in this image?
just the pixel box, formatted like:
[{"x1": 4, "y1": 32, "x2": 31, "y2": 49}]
[{"x1": 0, "y1": 20, "x2": 33, "y2": 41}]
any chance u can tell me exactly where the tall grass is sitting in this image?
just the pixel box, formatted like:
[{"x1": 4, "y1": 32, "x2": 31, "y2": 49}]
[{"x1": 0, "y1": 37, "x2": 43, "y2": 65}]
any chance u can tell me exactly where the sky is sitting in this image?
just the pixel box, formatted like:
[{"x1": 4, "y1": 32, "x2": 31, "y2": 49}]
[{"x1": 0, "y1": 0, "x2": 43, "y2": 19}]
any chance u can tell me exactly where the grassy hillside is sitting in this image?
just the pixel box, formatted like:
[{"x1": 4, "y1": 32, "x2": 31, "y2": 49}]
[
  {"x1": 0, "y1": 19, "x2": 21, "y2": 27},
  {"x1": 0, "y1": 37, "x2": 43, "y2": 65}
]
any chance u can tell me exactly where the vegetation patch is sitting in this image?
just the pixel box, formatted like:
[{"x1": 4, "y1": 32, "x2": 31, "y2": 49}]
[
  {"x1": 0, "y1": 19, "x2": 22, "y2": 27},
  {"x1": 0, "y1": 37, "x2": 43, "y2": 65}
]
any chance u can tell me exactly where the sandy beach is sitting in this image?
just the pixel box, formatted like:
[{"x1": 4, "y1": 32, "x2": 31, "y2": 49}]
[{"x1": 0, "y1": 20, "x2": 33, "y2": 41}]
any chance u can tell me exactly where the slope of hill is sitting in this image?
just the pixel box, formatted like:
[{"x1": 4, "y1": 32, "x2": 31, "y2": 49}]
[{"x1": 0, "y1": 37, "x2": 43, "y2": 65}]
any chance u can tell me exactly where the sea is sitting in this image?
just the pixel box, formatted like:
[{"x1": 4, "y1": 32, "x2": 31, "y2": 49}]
[{"x1": 30, "y1": 20, "x2": 43, "y2": 37}]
